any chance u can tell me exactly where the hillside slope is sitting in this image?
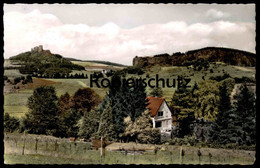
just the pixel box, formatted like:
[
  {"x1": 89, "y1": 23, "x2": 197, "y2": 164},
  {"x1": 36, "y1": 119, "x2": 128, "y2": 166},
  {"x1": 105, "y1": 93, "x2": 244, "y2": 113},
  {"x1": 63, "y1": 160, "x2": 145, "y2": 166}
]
[
  {"x1": 9, "y1": 46, "x2": 84, "y2": 76},
  {"x1": 65, "y1": 57, "x2": 127, "y2": 67},
  {"x1": 133, "y1": 47, "x2": 256, "y2": 67}
]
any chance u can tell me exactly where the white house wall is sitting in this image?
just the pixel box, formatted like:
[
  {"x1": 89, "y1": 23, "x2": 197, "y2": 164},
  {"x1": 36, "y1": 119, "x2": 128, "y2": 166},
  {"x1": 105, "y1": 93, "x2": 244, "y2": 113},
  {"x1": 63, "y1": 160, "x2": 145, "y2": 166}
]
[{"x1": 153, "y1": 101, "x2": 172, "y2": 131}]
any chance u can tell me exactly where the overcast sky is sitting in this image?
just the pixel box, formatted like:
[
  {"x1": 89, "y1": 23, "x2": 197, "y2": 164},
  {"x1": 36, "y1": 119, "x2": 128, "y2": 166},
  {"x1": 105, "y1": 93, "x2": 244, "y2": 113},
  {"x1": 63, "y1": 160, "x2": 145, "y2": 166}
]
[{"x1": 4, "y1": 4, "x2": 255, "y2": 65}]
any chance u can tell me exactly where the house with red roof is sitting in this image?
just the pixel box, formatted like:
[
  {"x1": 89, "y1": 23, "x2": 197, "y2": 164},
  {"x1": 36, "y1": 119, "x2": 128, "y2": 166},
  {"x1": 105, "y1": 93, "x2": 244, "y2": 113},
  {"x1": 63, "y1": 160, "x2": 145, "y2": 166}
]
[{"x1": 146, "y1": 97, "x2": 173, "y2": 135}]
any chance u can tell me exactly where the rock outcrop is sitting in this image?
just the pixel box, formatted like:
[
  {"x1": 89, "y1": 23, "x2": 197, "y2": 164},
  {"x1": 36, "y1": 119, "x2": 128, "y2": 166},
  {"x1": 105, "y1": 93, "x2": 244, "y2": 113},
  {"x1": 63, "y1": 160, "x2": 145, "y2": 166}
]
[{"x1": 133, "y1": 47, "x2": 256, "y2": 67}]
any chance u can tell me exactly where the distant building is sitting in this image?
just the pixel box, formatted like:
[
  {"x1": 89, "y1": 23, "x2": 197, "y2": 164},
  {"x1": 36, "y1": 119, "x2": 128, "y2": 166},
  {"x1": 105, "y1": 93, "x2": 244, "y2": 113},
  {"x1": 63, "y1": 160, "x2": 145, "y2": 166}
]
[
  {"x1": 30, "y1": 45, "x2": 51, "y2": 54},
  {"x1": 146, "y1": 97, "x2": 173, "y2": 136}
]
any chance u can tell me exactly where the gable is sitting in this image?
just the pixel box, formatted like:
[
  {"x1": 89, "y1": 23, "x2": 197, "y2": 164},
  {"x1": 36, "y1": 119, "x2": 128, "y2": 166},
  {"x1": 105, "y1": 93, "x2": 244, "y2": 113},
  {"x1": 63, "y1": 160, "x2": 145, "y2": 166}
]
[
  {"x1": 157, "y1": 101, "x2": 171, "y2": 117},
  {"x1": 146, "y1": 97, "x2": 171, "y2": 117}
]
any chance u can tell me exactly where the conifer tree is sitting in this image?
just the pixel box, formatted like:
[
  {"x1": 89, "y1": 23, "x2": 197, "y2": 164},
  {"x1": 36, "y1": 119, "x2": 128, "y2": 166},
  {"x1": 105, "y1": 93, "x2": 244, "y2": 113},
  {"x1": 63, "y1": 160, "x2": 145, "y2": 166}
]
[
  {"x1": 208, "y1": 81, "x2": 232, "y2": 144},
  {"x1": 77, "y1": 108, "x2": 101, "y2": 139},
  {"x1": 57, "y1": 108, "x2": 81, "y2": 137},
  {"x1": 108, "y1": 73, "x2": 147, "y2": 140},
  {"x1": 231, "y1": 84, "x2": 256, "y2": 145},
  {"x1": 95, "y1": 101, "x2": 116, "y2": 141},
  {"x1": 149, "y1": 87, "x2": 163, "y2": 97},
  {"x1": 170, "y1": 83, "x2": 197, "y2": 137}
]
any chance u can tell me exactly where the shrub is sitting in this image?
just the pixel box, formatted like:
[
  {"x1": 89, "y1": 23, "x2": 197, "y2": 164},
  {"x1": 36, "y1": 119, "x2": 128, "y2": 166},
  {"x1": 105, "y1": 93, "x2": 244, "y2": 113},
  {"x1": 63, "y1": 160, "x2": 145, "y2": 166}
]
[
  {"x1": 137, "y1": 128, "x2": 161, "y2": 144},
  {"x1": 26, "y1": 75, "x2": 33, "y2": 83},
  {"x1": 234, "y1": 76, "x2": 255, "y2": 83},
  {"x1": 209, "y1": 73, "x2": 231, "y2": 82},
  {"x1": 4, "y1": 113, "x2": 20, "y2": 132},
  {"x1": 14, "y1": 77, "x2": 21, "y2": 85},
  {"x1": 122, "y1": 66, "x2": 145, "y2": 75}
]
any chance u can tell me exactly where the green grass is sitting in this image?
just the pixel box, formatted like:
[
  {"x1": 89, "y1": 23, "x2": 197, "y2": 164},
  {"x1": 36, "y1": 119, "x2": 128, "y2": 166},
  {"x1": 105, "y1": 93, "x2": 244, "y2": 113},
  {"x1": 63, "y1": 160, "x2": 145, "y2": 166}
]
[
  {"x1": 72, "y1": 61, "x2": 106, "y2": 67},
  {"x1": 142, "y1": 63, "x2": 255, "y2": 101},
  {"x1": 4, "y1": 154, "x2": 94, "y2": 164},
  {"x1": 4, "y1": 152, "x2": 254, "y2": 165},
  {"x1": 4, "y1": 133, "x2": 255, "y2": 165},
  {"x1": 47, "y1": 78, "x2": 108, "y2": 98},
  {"x1": 4, "y1": 78, "x2": 108, "y2": 118},
  {"x1": 4, "y1": 62, "x2": 255, "y2": 118},
  {"x1": 72, "y1": 60, "x2": 126, "y2": 68},
  {"x1": 4, "y1": 69, "x2": 26, "y2": 78},
  {"x1": 4, "y1": 106, "x2": 29, "y2": 118}
]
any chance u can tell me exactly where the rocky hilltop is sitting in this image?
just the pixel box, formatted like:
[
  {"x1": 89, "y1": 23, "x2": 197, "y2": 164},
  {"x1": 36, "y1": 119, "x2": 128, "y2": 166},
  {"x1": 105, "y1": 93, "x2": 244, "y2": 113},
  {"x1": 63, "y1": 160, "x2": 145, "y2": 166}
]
[
  {"x1": 9, "y1": 45, "x2": 84, "y2": 76},
  {"x1": 133, "y1": 47, "x2": 256, "y2": 67}
]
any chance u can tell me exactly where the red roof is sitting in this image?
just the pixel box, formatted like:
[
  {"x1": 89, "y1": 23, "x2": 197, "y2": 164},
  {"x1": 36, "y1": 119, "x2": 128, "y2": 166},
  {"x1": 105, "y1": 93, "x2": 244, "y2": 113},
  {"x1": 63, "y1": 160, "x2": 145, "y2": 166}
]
[{"x1": 146, "y1": 97, "x2": 165, "y2": 117}]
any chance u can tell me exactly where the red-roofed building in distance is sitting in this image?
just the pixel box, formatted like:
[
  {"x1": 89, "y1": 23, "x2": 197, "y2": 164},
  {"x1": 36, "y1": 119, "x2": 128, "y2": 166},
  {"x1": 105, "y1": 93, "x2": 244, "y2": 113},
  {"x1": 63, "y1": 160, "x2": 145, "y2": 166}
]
[{"x1": 146, "y1": 96, "x2": 173, "y2": 137}]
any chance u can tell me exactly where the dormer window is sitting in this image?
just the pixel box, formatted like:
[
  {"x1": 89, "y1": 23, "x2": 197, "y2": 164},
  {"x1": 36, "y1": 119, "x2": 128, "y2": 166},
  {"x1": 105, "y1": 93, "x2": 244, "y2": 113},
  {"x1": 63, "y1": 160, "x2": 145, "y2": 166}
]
[{"x1": 158, "y1": 111, "x2": 163, "y2": 116}]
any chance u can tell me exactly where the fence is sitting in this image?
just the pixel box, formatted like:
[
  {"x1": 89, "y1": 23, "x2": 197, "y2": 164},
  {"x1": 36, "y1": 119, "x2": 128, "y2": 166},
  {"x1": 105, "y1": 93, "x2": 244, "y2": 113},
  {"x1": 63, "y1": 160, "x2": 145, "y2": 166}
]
[
  {"x1": 4, "y1": 133, "x2": 92, "y2": 157},
  {"x1": 4, "y1": 133, "x2": 255, "y2": 165}
]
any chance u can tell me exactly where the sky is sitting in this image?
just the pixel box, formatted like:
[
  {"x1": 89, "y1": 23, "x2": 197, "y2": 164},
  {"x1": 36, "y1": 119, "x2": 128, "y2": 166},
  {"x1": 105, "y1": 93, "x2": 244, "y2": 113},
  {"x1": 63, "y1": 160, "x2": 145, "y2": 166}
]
[{"x1": 4, "y1": 4, "x2": 256, "y2": 65}]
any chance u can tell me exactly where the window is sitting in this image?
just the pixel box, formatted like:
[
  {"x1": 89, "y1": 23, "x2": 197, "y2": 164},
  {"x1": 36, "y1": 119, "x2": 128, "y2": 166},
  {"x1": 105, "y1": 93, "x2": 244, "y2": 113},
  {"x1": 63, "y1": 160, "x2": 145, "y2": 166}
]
[
  {"x1": 155, "y1": 121, "x2": 162, "y2": 128},
  {"x1": 158, "y1": 111, "x2": 163, "y2": 116}
]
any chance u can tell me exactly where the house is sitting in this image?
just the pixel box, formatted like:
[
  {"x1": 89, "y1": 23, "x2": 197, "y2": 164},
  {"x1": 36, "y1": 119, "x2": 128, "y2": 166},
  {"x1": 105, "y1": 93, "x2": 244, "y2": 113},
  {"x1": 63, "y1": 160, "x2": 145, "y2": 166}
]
[{"x1": 146, "y1": 97, "x2": 173, "y2": 135}]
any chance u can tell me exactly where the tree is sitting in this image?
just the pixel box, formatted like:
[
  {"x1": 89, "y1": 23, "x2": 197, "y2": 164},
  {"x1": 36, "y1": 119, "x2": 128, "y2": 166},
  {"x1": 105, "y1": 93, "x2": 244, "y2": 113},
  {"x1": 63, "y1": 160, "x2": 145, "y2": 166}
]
[
  {"x1": 231, "y1": 84, "x2": 256, "y2": 145},
  {"x1": 4, "y1": 113, "x2": 20, "y2": 132},
  {"x1": 58, "y1": 92, "x2": 72, "y2": 115},
  {"x1": 108, "y1": 73, "x2": 147, "y2": 140},
  {"x1": 121, "y1": 110, "x2": 161, "y2": 144},
  {"x1": 56, "y1": 109, "x2": 81, "y2": 138},
  {"x1": 71, "y1": 88, "x2": 102, "y2": 116},
  {"x1": 170, "y1": 83, "x2": 198, "y2": 137},
  {"x1": 208, "y1": 81, "x2": 233, "y2": 144},
  {"x1": 193, "y1": 80, "x2": 220, "y2": 121},
  {"x1": 77, "y1": 108, "x2": 101, "y2": 140},
  {"x1": 94, "y1": 101, "x2": 116, "y2": 141},
  {"x1": 24, "y1": 86, "x2": 60, "y2": 135},
  {"x1": 149, "y1": 87, "x2": 163, "y2": 97}
]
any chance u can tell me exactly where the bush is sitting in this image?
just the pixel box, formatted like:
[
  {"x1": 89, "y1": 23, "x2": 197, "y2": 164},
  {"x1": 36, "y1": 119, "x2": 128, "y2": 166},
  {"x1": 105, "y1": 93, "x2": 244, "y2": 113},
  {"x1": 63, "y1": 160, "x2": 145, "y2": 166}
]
[
  {"x1": 137, "y1": 128, "x2": 161, "y2": 144},
  {"x1": 4, "y1": 113, "x2": 20, "y2": 132},
  {"x1": 209, "y1": 73, "x2": 231, "y2": 81},
  {"x1": 168, "y1": 136, "x2": 197, "y2": 146},
  {"x1": 122, "y1": 66, "x2": 145, "y2": 75},
  {"x1": 22, "y1": 80, "x2": 27, "y2": 85},
  {"x1": 26, "y1": 75, "x2": 33, "y2": 83},
  {"x1": 234, "y1": 76, "x2": 255, "y2": 83},
  {"x1": 14, "y1": 77, "x2": 21, "y2": 85}
]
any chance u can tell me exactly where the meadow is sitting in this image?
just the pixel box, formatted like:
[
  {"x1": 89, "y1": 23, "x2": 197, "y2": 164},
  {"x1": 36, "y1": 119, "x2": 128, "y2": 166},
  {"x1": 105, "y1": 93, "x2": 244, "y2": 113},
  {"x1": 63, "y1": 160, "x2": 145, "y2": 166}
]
[
  {"x1": 4, "y1": 133, "x2": 255, "y2": 165},
  {"x1": 4, "y1": 61, "x2": 255, "y2": 118}
]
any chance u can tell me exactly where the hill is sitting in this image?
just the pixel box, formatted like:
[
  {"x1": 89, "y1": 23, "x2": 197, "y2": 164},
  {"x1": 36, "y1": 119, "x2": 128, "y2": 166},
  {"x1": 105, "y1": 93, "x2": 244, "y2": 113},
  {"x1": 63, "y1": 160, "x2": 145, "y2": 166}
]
[
  {"x1": 133, "y1": 47, "x2": 256, "y2": 67},
  {"x1": 64, "y1": 57, "x2": 128, "y2": 67},
  {"x1": 9, "y1": 45, "x2": 85, "y2": 77}
]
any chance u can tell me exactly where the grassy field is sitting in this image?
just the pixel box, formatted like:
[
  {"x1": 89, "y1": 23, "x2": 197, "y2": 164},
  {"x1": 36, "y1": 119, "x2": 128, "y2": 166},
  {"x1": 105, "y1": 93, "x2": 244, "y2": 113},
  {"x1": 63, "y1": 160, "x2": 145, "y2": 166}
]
[
  {"x1": 4, "y1": 61, "x2": 255, "y2": 118},
  {"x1": 4, "y1": 78, "x2": 108, "y2": 118},
  {"x1": 4, "y1": 133, "x2": 255, "y2": 165}
]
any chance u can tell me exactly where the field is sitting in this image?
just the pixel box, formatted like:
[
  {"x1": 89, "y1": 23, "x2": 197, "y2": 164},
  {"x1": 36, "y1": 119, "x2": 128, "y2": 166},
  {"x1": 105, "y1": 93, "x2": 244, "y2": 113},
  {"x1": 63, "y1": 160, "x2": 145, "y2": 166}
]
[
  {"x1": 3, "y1": 59, "x2": 256, "y2": 165},
  {"x1": 4, "y1": 133, "x2": 255, "y2": 165},
  {"x1": 4, "y1": 60, "x2": 255, "y2": 118},
  {"x1": 72, "y1": 60, "x2": 125, "y2": 71}
]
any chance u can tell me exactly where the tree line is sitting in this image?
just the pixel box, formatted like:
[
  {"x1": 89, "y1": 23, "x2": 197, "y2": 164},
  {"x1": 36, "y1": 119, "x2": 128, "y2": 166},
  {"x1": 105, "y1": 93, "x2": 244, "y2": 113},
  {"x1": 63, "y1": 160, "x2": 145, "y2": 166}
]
[
  {"x1": 4, "y1": 72, "x2": 160, "y2": 144},
  {"x1": 4, "y1": 73, "x2": 256, "y2": 147},
  {"x1": 170, "y1": 77, "x2": 256, "y2": 146}
]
